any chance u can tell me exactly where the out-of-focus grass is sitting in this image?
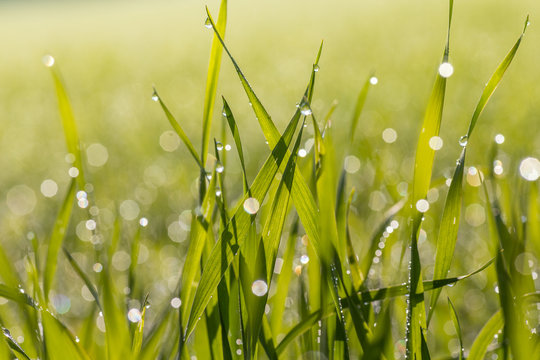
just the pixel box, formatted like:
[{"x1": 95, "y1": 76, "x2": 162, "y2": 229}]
[{"x1": 0, "y1": 0, "x2": 539, "y2": 358}]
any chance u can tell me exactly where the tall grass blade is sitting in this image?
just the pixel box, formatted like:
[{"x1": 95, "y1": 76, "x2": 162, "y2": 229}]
[
  {"x1": 448, "y1": 297, "x2": 463, "y2": 360},
  {"x1": 153, "y1": 88, "x2": 203, "y2": 169},
  {"x1": 63, "y1": 248, "x2": 102, "y2": 310},
  {"x1": 427, "y1": 148, "x2": 465, "y2": 323},
  {"x1": 468, "y1": 310, "x2": 503, "y2": 360},
  {"x1": 43, "y1": 179, "x2": 76, "y2": 301}
]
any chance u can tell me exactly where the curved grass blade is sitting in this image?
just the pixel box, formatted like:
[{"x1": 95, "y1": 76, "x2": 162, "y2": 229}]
[
  {"x1": 427, "y1": 148, "x2": 465, "y2": 324},
  {"x1": 465, "y1": 16, "x2": 530, "y2": 139},
  {"x1": 43, "y1": 179, "x2": 76, "y2": 301},
  {"x1": 201, "y1": 0, "x2": 227, "y2": 167},
  {"x1": 48, "y1": 62, "x2": 85, "y2": 190},
  {"x1": 153, "y1": 88, "x2": 203, "y2": 169},
  {"x1": 448, "y1": 297, "x2": 463, "y2": 360},
  {"x1": 468, "y1": 310, "x2": 503, "y2": 360},
  {"x1": 63, "y1": 248, "x2": 102, "y2": 311}
]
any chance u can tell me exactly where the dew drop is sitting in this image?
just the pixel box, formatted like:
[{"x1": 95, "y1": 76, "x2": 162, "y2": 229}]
[
  {"x1": 216, "y1": 142, "x2": 224, "y2": 151},
  {"x1": 127, "y1": 308, "x2": 142, "y2": 323},
  {"x1": 42, "y1": 54, "x2": 55, "y2": 67},
  {"x1": 170, "y1": 297, "x2": 182, "y2": 308},
  {"x1": 204, "y1": 17, "x2": 212, "y2": 28},
  {"x1": 313, "y1": 64, "x2": 320, "y2": 72},
  {"x1": 300, "y1": 103, "x2": 312, "y2": 116},
  {"x1": 251, "y1": 280, "x2": 268, "y2": 296},
  {"x1": 429, "y1": 136, "x2": 443, "y2": 150},
  {"x1": 151, "y1": 92, "x2": 159, "y2": 102},
  {"x1": 216, "y1": 162, "x2": 224, "y2": 173},
  {"x1": 243, "y1": 197, "x2": 260, "y2": 215},
  {"x1": 415, "y1": 199, "x2": 430, "y2": 213},
  {"x1": 438, "y1": 62, "x2": 454, "y2": 78},
  {"x1": 458, "y1": 135, "x2": 468, "y2": 147}
]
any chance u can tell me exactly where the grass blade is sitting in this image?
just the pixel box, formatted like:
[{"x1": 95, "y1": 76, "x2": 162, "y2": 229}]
[
  {"x1": 2, "y1": 327, "x2": 31, "y2": 360},
  {"x1": 427, "y1": 148, "x2": 465, "y2": 323},
  {"x1": 153, "y1": 88, "x2": 203, "y2": 169},
  {"x1": 201, "y1": 0, "x2": 227, "y2": 167},
  {"x1": 448, "y1": 297, "x2": 463, "y2": 360},
  {"x1": 63, "y1": 248, "x2": 102, "y2": 310},
  {"x1": 43, "y1": 179, "x2": 76, "y2": 301},
  {"x1": 465, "y1": 16, "x2": 529, "y2": 139},
  {"x1": 48, "y1": 62, "x2": 85, "y2": 189},
  {"x1": 468, "y1": 310, "x2": 504, "y2": 360}
]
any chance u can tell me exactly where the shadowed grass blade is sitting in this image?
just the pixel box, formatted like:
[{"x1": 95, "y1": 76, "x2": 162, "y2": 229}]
[{"x1": 63, "y1": 248, "x2": 102, "y2": 311}]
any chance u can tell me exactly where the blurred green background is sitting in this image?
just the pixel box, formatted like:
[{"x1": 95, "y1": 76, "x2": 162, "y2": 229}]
[{"x1": 1, "y1": 0, "x2": 539, "y2": 357}]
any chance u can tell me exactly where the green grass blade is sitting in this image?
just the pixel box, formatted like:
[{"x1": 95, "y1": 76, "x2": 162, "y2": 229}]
[
  {"x1": 222, "y1": 97, "x2": 249, "y2": 191},
  {"x1": 63, "y1": 248, "x2": 102, "y2": 311},
  {"x1": 468, "y1": 310, "x2": 503, "y2": 360},
  {"x1": 180, "y1": 169, "x2": 217, "y2": 324},
  {"x1": 131, "y1": 296, "x2": 148, "y2": 357},
  {"x1": 448, "y1": 297, "x2": 463, "y2": 360},
  {"x1": 465, "y1": 16, "x2": 529, "y2": 139},
  {"x1": 43, "y1": 179, "x2": 76, "y2": 301},
  {"x1": 2, "y1": 327, "x2": 31, "y2": 360},
  {"x1": 41, "y1": 310, "x2": 90, "y2": 360},
  {"x1": 184, "y1": 109, "x2": 302, "y2": 339},
  {"x1": 48, "y1": 63, "x2": 85, "y2": 189},
  {"x1": 153, "y1": 88, "x2": 203, "y2": 169},
  {"x1": 201, "y1": 0, "x2": 227, "y2": 167},
  {"x1": 349, "y1": 75, "x2": 373, "y2": 145},
  {"x1": 427, "y1": 148, "x2": 465, "y2": 324}
]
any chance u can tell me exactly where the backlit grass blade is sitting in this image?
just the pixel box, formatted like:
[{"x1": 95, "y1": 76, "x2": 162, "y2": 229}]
[
  {"x1": 184, "y1": 107, "x2": 303, "y2": 339},
  {"x1": 43, "y1": 179, "x2": 76, "y2": 301},
  {"x1": 48, "y1": 62, "x2": 85, "y2": 190},
  {"x1": 201, "y1": 0, "x2": 227, "y2": 168},
  {"x1": 222, "y1": 97, "x2": 249, "y2": 191},
  {"x1": 448, "y1": 297, "x2": 463, "y2": 360},
  {"x1": 276, "y1": 258, "x2": 493, "y2": 354},
  {"x1": 63, "y1": 248, "x2": 102, "y2": 310},
  {"x1": 153, "y1": 88, "x2": 203, "y2": 169},
  {"x1": 2, "y1": 327, "x2": 31, "y2": 360},
  {"x1": 180, "y1": 169, "x2": 217, "y2": 324},
  {"x1": 41, "y1": 310, "x2": 91, "y2": 360},
  {"x1": 206, "y1": 9, "x2": 328, "y2": 266},
  {"x1": 465, "y1": 16, "x2": 529, "y2": 139},
  {"x1": 349, "y1": 75, "x2": 373, "y2": 145},
  {"x1": 468, "y1": 310, "x2": 503, "y2": 360},
  {"x1": 407, "y1": 3, "x2": 453, "y2": 357},
  {"x1": 411, "y1": 0, "x2": 453, "y2": 205},
  {"x1": 131, "y1": 296, "x2": 148, "y2": 358},
  {"x1": 427, "y1": 148, "x2": 465, "y2": 324}
]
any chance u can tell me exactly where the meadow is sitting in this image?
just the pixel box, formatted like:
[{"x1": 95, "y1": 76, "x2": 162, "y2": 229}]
[{"x1": 1, "y1": 0, "x2": 539, "y2": 358}]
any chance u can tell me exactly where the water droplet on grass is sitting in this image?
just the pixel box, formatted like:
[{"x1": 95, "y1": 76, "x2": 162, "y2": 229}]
[
  {"x1": 204, "y1": 17, "x2": 212, "y2": 28},
  {"x1": 251, "y1": 280, "x2": 268, "y2": 296},
  {"x1": 243, "y1": 197, "x2": 260, "y2": 214},
  {"x1": 313, "y1": 64, "x2": 320, "y2": 72},
  {"x1": 216, "y1": 142, "x2": 224, "y2": 151},
  {"x1": 42, "y1": 55, "x2": 55, "y2": 67},
  {"x1": 438, "y1": 62, "x2": 454, "y2": 78},
  {"x1": 458, "y1": 135, "x2": 468, "y2": 147},
  {"x1": 300, "y1": 103, "x2": 312, "y2": 116}
]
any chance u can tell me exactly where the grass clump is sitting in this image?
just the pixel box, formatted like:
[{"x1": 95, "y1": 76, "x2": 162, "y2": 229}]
[{"x1": 0, "y1": 1, "x2": 538, "y2": 359}]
